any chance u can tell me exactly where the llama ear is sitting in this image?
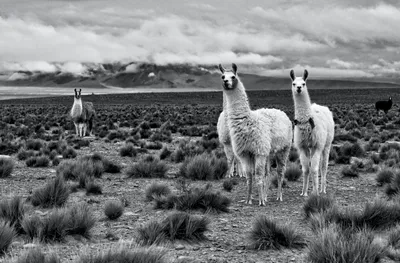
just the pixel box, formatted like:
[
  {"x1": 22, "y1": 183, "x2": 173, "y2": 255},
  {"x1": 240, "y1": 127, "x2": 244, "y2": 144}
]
[
  {"x1": 232, "y1": 63, "x2": 237, "y2": 75},
  {"x1": 79, "y1": 89, "x2": 82, "y2": 95},
  {"x1": 303, "y1": 69, "x2": 308, "y2": 81},
  {"x1": 290, "y1": 70, "x2": 295, "y2": 81},
  {"x1": 218, "y1": 64, "x2": 225, "y2": 74}
]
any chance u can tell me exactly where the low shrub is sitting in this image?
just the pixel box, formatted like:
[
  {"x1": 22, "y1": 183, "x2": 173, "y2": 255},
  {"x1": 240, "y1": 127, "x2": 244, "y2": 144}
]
[
  {"x1": 0, "y1": 157, "x2": 14, "y2": 178},
  {"x1": 307, "y1": 225, "x2": 386, "y2": 263},
  {"x1": 341, "y1": 165, "x2": 359, "y2": 177},
  {"x1": 39, "y1": 209, "x2": 69, "y2": 243},
  {"x1": 0, "y1": 220, "x2": 15, "y2": 255},
  {"x1": 303, "y1": 194, "x2": 334, "y2": 218},
  {"x1": 145, "y1": 182, "x2": 171, "y2": 201},
  {"x1": 31, "y1": 176, "x2": 70, "y2": 208},
  {"x1": 104, "y1": 200, "x2": 124, "y2": 220},
  {"x1": 77, "y1": 246, "x2": 168, "y2": 263},
  {"x1": 179, "y1": 153, "x2": 227, "y2": 180},
  {"x1": 376, "y1": 168, "x2": 394, "y2": 186},
  {"x1": 248, "y1": 216, "x2": 306, "y2": 250},
  {"x1": 137, "y1": 212, "x2": 209, "y2": 246},
  {"x1": 119, "y1": 143, "x2": 137, "y2": 157},
  {"x1": 126, "y1": 157, "x2": 168, "y2": 178},
  {"x1": 0, "y1": 196, "x2": 25, "y2": 234},
  {"x1": 154, "y1": 185, "x2": 231, "y2": 213},
  {"x1": 66, "y1": 203, "x2": 96, "y2": 238},
  {"x1": 25, "y1": 156, "x2": 50, "y2": 167},
  {"x1": 285, "y1": 162, "x2": 302, "y2": 181}
]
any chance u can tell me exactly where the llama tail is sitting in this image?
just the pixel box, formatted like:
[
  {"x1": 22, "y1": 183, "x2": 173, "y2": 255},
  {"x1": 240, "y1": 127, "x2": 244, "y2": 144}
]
[{"x1": 88, "y1": 118, "x2": 94, "y2": 134}]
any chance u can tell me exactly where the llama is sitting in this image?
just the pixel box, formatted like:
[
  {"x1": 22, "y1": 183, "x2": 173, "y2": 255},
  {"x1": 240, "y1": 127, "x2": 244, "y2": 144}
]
[
  {"x1": 70, "y1": 89, "x2": 95, "y2": 137},
  {"x1": 290, "y1": 69, "x2": 335, "y2": 196},
  {"x1": 375, "y1": 97, "x2": 392, "y2": 114},
  {"x1": 219, "y1": 63, "x2": 292, "y2": 205},
  {"x1": 217, "y1": 93, "x2": 244, "y2": 178}
]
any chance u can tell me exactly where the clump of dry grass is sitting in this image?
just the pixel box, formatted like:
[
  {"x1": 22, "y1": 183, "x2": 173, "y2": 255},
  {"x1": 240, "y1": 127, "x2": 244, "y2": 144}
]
[
  {"x1": 30, "y1": 176, "x2": 70, "y2": 208},
  {"x1": 104, "y1": 200, "x2": 124, "y2": 220},
  {"x1": 0, "y1": 157, "x2": 14, "y2": 178},
  {"x1": 248, "y1": 216, "x2": 306, "y2": 250},
  {"x1": 0, "y1": 220, "x2": 15, "y2": 255}
]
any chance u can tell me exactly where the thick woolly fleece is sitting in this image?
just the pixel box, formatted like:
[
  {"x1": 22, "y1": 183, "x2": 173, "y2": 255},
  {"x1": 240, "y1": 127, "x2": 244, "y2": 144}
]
[
  {"x1": 223, "y1": 76, "x2": 292, "y2": 204},
  {"x1": 292, "y1": 80, "x2": 335, "y2": 196}
]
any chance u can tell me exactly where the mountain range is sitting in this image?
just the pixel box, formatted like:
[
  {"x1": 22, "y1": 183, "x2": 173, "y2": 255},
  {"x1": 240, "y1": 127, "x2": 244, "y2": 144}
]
[{"x1": 0, "y1": 62, "x2": 399, "y2": 91}]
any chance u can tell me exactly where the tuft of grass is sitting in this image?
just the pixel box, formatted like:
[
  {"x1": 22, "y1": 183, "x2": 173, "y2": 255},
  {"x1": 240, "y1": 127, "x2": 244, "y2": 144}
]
[
  {"x1": 126, "y1": 157, "x2": 168, "y2": 178},
  {"x1": 284, "y1": 162, "x2": 302, "y2": 182},
  {"x1": 102, "y1": 159, "x2": 121, "y2": 174},
  {"x1": 376, "y1": 168, "x2": 394, "y2": 186},
  {"x1": 154, "y1": 185, "x2": 231, "y2": 213},
  {"x1": 15, "y1": 248, "x2": 61, "y2": 263},
  {"x1": 85, "y1": 180, "x2": 103, "y2": 195},
  {"x1": 21, "y1": 215, "x2": 42, "y2": 241},
  {"x1": 31, "y1": 176, "x2": 70, "y2": 208},
  {"x1": 137, "y1": 212, "x2": 209, "y2": 246},
  {"x1": 77, "y1": 246, "x2": 168, "y2": 263},
  {"x1": 145, "y1": 182, "x2": 171, "y2": 202},
  {"x1": 0, "y1": 220, "x2": 15, "y2": 255},
  {"x1": 222, "y1": 179, "x2": 234, "y2": 192},
  {"x1": 307, "y1": 225, "x2": 386, "y2": 263},
  {"x1": 104, "y1": 200, "x2": 124, "y2": 220},
  {"x1": 179, "y1": 154, "x2": 227, "y2": 181},
  {"x1": 66, "y1": 203, "x2": 96, "y2": 238},
  {"x1": 25, "y1": 156, "x2": 50, "y2": 167},
  {"x1": 0, "y1": 157, "x2": 14, "y2": 178},
  {"x1": 159, "y1": 147, "x2": 172, "y2": 160},
  {"x1": 303, "y1": 194, "x2": 335, "y2": 218},
  {"x1": 0, "y1": 196, "x2": 25, "y2": 234},
  {"x1": 341, "y1": 165, "x2": 359, "y2": 177},
  {"x1": 39, "y1": 209, "x2": 69, "y2": 243},
  {"x1": 119, "y1": 143, "x2": 137, "y2": 157},
  {"x1": 248, "y1": 216, "x2": 306, "y2": 250}
]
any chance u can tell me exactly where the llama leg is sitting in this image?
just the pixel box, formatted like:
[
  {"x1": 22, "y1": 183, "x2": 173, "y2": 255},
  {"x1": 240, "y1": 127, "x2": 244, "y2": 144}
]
[
  {"x1": 300, "y1": 150, "x2": 310, "y2": 196},
  {"x1": 255, "y1": 155, "x2": 267, "y2": 206},
  {"x1": 241, "y1": 157, "x2": 253, "y2": 205},
  {"x1": 88, "y1": 118, "x2": 94, "y2": 136},
  {"x1": 237, "y1": 157, "x2": 244, "y2": 177},
  {"x1": 83, "y1": 124, "x2": 87, "y2": 137},
  {"x1": 224, "y1": 146, "x2": 235, "y2": 178},
  {"x1": 276, "y1": 147, "x2": 290, "y2": 201},
  {"x1": 310, "y1": 150, "x2": 322, "y2": 195},
  {"x1": 79, "y1": 124, "x2": 84, "y2": 137},
  {"x1": 320, "y1": 147, "x2": 330, "y2": 194},
  {"x1": 263, "y1": 155, "x2": 271, "y2": 203},
  {"x1": 74, "y1": 123, "x2": 79, "y2": 136}
]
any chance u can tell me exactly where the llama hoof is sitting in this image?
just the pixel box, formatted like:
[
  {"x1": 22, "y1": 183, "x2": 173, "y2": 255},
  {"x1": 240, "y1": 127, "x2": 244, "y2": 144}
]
[
  {"x1": 246, "y1": 200, "x2": 253, "y2": 205},
  {"x1": 276, "y1": 197, "x2": 283, "y2": 202},
  {"x1": 259, "y1": 202, "x2": 265, "y2": 206},
  {"x1": 300, "y1": 192, "x2": 308, "y2": 197}
]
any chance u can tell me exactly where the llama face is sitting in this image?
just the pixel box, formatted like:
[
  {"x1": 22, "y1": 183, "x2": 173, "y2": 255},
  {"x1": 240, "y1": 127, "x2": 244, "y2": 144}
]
[
  {"x1": 219, "y1": 63, "x2": 238, "y2": 90},
  {"x1": 290, "y1": 69, "x2": 308, "y2": 94},
  {"x1": 74, "y1": 89, "x2": 82, "y2": 100}
]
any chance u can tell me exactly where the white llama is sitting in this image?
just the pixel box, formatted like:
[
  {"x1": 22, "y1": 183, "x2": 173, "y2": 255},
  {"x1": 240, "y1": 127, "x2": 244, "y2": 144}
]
[
  {"x1": 70, "y1": 89, "x2": 96, "y2": 137},
  {"x1": 219, "y1": 63, "x2": 292, "y2": 205},
  {"x1": 290, "y1": 69, "x2": 335, "y2": 196},
  {"x1": 217, "y1": 93, "x2": 244, "y2": 178}
]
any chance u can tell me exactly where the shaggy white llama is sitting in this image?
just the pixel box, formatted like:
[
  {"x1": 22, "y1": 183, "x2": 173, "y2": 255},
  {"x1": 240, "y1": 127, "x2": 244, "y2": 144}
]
[
  {"x1": 290, "y1": 69, "x2": 335, "y2": 196},
  {"x1": 70, "y1": 89, "x2": 96, "y2": 137},
  {"x1": 219, "y1": 63, "x2": 292, "y2": 205},
  {"x1": 217, "y1": 93, "x2": 244, "y2": 178}
]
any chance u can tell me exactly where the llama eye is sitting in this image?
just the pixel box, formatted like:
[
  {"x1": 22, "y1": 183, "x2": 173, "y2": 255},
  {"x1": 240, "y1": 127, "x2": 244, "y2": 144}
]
[
  {"x1": 292, "y1": 83, "x2": 296, "y2": 86},
  {"x1": 231, "y1": 76, "x2": 236, "y2": 80},
  {"x1": 221, "y1": 76, "x2": 225, "y2": 79},
  {"x1": 302, "y1": 83, "x2": 305, "y2": 86}
]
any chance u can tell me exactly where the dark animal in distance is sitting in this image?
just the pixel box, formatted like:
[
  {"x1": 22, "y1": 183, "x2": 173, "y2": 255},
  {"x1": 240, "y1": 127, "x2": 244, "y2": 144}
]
[{"x1": 375, "y1": 97, "x2": 392, "y2": 114}]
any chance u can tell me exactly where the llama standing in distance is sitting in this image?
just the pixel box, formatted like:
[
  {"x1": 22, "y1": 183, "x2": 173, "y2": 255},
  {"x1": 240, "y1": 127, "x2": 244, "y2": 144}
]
[
  {"x1": 375, "y1": 97, "x2": 392, "y2": 114},
  {"x1": 290, "y1": 69, "x2": 334, "y2": 196},
  {"x1": 70, "y1": 89, "x2": 95, "y2": 137},
  {"x1": 217, "y1": 93, "x2": 244, "y2": 178},
  {"x1": 219, "y1": 63, "x2": 292, "y2": 205}
]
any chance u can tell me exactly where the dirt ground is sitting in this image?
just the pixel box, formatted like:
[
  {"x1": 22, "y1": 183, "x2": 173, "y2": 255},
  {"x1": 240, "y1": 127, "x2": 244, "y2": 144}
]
[{"x1": 0, "y1": 135, "x2": 396, "y2": 263}]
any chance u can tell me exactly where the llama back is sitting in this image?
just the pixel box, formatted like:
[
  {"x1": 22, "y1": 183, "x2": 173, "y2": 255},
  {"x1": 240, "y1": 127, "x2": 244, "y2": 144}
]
[
  {"x1": 254, "y1": 108, "x2": 292, "y2": 149},
  {"x1": 311, "y1": 103, "x2": 334, "y2": 130}
]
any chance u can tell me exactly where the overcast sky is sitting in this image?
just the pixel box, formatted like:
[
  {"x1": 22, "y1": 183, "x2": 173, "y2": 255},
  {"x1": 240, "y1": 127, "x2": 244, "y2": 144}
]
[{"x1": 0, "y1": 0, "x2": 400, "y2": 79}]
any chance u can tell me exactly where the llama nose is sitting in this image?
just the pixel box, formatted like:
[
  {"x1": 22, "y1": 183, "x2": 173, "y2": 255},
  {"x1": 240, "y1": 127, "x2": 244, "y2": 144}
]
[
  {"x1": 224, "y1": 80, "x2": 229, "y2": 84},
  {"x1": 297, "y1": 86, "x2": 302, "y2": 93}
]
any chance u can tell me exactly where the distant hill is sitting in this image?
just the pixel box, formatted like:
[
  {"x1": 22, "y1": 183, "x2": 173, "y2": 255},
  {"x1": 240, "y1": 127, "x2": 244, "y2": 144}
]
[{"x1": 0, "y1": 62, "x2": 399, "y2": 90}]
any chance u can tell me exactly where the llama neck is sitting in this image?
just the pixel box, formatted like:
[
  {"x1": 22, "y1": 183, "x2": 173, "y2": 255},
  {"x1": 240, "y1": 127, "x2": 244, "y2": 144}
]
[
  {"x1": 71, "y1": 98, "x2": 83, "y2": 118},
  {"x1": 293, "y1": 90, "x2": 312, "y2": 120},
  {"x1": 222, "y1": 92, "x2": 228, "y2": 118},
  {"x1": 224, "y1": 79, "x2": 251, "y2": 120}
]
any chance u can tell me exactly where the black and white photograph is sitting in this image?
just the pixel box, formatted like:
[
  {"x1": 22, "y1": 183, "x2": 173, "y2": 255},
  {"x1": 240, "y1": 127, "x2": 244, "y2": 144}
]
[{"x1": 0, "y1": 0, "x2": 400, "y2": 262}]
